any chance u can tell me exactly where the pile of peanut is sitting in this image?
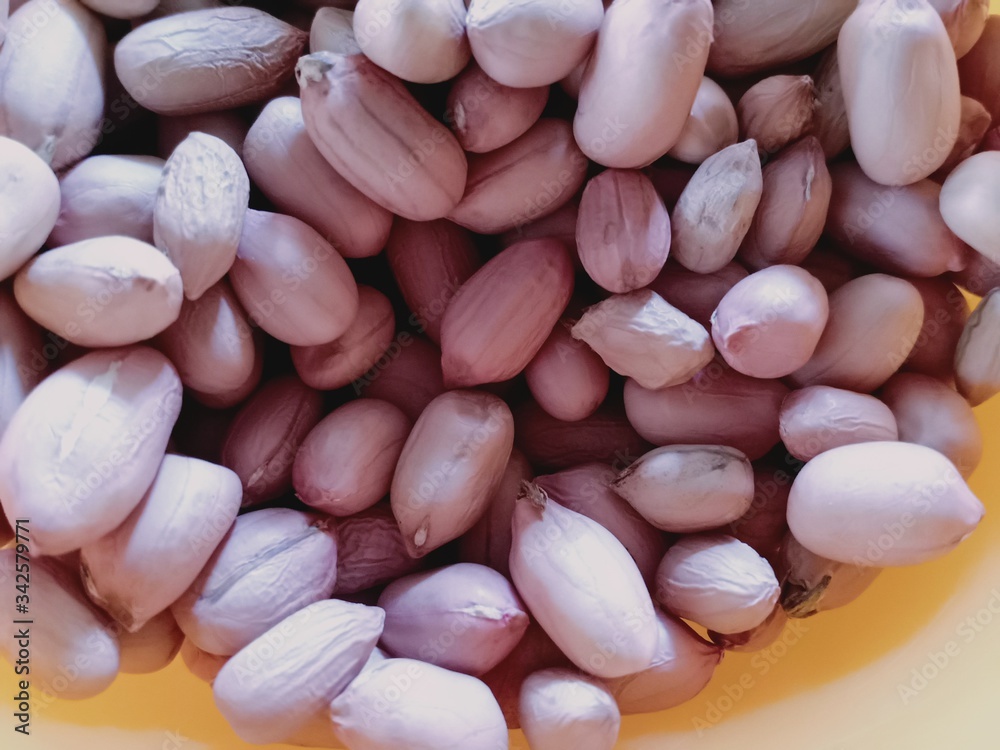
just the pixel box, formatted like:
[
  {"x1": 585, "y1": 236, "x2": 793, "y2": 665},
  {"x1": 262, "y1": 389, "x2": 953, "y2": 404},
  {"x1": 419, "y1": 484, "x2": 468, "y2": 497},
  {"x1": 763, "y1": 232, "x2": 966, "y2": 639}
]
[{"x1": 0, "y1": 0, "x2": 998, "y2": 748}]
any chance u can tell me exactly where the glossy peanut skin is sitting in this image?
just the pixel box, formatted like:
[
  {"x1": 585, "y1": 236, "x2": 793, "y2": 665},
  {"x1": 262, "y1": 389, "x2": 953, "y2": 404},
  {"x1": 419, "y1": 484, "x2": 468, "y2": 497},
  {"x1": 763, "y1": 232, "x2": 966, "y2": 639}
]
[
  {"x1": 525, "y1": 325, "x2": 606, "y2": 424},
  {"x1": 787, "y1": 442, "x2": 984, "y2": 566},
  {"x1": 624, "y1": 363, "x2": 788, "y2": 461},
  {"x1": 293, "y1": 399, "x2": 411, "y2": 517},
  {"x1": 242, "y1": 96, "x2": 392, "y2": 259},
  {"x1": 788, "y1": 274, "x2": 925, "y2": 393},
  {"x1": 391, "y1": 390, "x2": 514, "y2": 557},
  {"x1": 297, "y1": 52, "x2": 467, "y2": 221},
  {"x1": 440, "y1": 238, "x2": 574, "y2": 388},
  {"x1": 779, "y1": 386, "x2": 899, "y2": 463}
]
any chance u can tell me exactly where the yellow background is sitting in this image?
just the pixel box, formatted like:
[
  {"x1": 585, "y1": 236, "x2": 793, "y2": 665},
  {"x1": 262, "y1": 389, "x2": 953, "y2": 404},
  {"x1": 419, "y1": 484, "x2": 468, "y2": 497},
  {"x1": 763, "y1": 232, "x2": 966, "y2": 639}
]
[{"x1": 5, "y1": 4, "x2": 1000, "y2": 747}]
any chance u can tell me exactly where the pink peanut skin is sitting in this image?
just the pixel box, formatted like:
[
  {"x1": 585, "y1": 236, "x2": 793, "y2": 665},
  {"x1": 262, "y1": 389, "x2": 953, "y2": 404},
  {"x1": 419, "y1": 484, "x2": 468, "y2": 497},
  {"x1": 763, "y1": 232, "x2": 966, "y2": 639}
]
[
  {"x1": 334, "y1": 504, "x2": 426, "y2": 596},
  {"x1": 458, "y1": 449, "x2": 534, "y2": 578},
  {"x1": 229, "y1": 209, "x2": 360, "y2": 348},
  {"x1": 297, "y1": 51, "x2": 467, "y2": 221},
  {"x1": 525, "y1": 322, "x2": 610, "y2": 423},
  {"x1": 514, "y1": 399, "x2": 652, "y2": 471},
  {"x1": 536, "y1": 462, "x2": 667, "y2": 586},
  {"x1": 386, "y1": 219, "x2": 480, "y2": 345},
  {"x1": 788, "y1": 274, "x2": 925, "y2": 392},
  {"x1": 362, "y1": 337, "x2": 447, "y2": 422},
  {"x1": 880, "y1": 372, "x2": 983, "y2": 478},
  {"x1": 727, "y1": 464, "x2": 793, "y2": 565},
  {"x1": 959, "y1": 15, "x2": 1000, "y2": 123},
  {"x1": 605, "y1": 608, "x2": 721, "y2": 715},
  {"x1": 293, "y1": 399, "x2": 412, "y2": 517},
  {"x1": 446, "y1": 63, "x2": 549, "y2": 153},
  {"x1": 482, "y1": 623, "x2": 571, "y2": 729},
  {"x1": 220, "y1": 375, "x2": 324, "y2": 507},
  {"x1": 448, "y1": 119, "x2": 588, "y2": 235},
  {"x1": 440, "y1": 238, "x2": 574, "y2": 388},
  {"x1": 711, "y1": 265, "x2": 830, "y2": 379},
  {"x1": 390, "y1": 390, "x2": 514, "y2": 557},
  {"x1": 377, "y1": 563, "x2": 529, "y2": 676},
  {"x1": 290, "y1": 285, "x2": 396, "y2": 391},
  {"x1": 114, "y1": 8, "x2": 307, "y2": 115},
  {"x1": 624, "y1": 363, "x2": 789, "y2": 461},
  {"x1": 825, "y1": 162, "x2": 968, "y2": 277},
  {"x1": 649, "y1": 261, "x2": 749, "y2": 329},
  {"x1": 242, "y1": 96, "x2": 392, "y2": 259},
  {"x1": 574, "y1": 0, "x2": 714, "y2": 168},
  {"x1": 154, "y1": 280, "x2": 262, "y2": 409},
  {"x1": 576, "y1": 169, "x2": 671, "y2": 293},
  {"x1": 739, "y1": 137, "x2": 832, "y2": 270},
  {"x1": 116, "y1": 611, "x2": 184, "y2": 675},
  {"x1": 779, "y1": 385, "x2": 900, "y2": 463}
]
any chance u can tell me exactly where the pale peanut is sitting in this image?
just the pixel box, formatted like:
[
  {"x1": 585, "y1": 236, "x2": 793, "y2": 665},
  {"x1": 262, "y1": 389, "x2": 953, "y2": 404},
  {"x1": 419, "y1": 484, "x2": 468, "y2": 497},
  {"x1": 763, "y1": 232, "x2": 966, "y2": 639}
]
[
  {"x1": 0, "y1": 346, "x2": 181, "y2": 555},
  {"x1": 115, "y1": 7, "x2": 307, "y2": 115},
  {"x1": 0, "y1": 136, "x2": 59, "y2": 281},
  {"x1": 154, "y1": 133, "x2": 248, "y2": 300},
  {"x1": 575, "y1": 0, "x2": 713, "y2": 168},
  {"x1": 0, "y1": 0, "x2": 107, "y2": 170},
  {"x1": 14, "y1": 236, "x2": 183, "y2": 348}
]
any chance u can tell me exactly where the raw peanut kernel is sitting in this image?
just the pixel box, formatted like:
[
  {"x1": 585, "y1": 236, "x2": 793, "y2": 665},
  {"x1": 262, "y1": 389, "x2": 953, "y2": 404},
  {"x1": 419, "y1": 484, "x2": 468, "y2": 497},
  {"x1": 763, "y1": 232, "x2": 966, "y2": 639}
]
[
  {"x1": 668, "y1": 77, "x2": 739, "y2": 165},
  {"x1": 391, "y1": 390, "x2": 514, "y2": 557},
  {"x1": 354, "y1": 0, "x2": 470, "y2": 84},
  {"x1": 510, "y1": 483, "x2": 658, "y2": 679},
  {"x1": 0, "y1": 0, "x2": 107, "y2": 170},
  {"x1": 14, "y1": 237, "x2": 183, "y2": 348},
  {"x1": 440, "y1": 238, "x2": 574, "y2": 388},
  {"x1": 466, "y1": 0, "x2": 603, "y2": 88},
  {"x1": 243, "y1": 96, "x2": 392, "y2": 260},
  {"x1": 575, "y1": 0, "x2": 714, "y2": 168},
  {"x1": 787, "y1": 442, "x2": 984, "y2": 566},
  {"x1": 571, "y1": 290, "x2": 714, "y2": 390},
  {"x1": 671, "y1": 140, "x2": 762, "y2": 275},
  {"x1": 736, "y1": 75, "x2": 817, "y2": 156},
  {"x1": 838, "y1": 0, "x2": 961, "y2": 186},
  {"x1": 297, "y1": 51, "x2": 467, "y2": 221},
  {"x1": 709, "y1": 0, "x2": 856, "y2": 77},
  {"x1": 576, "y1": 169, "x2": 671, "y2": 294},
  {"x1": 0, "y1": 347, "x2": 181, "y2": 556},
  {"x1": 114, "y1": 7, "x2": 307, "y2": 115},
  {"x1": 154, "y1": 133, "x2": 249, "y2": 301}
]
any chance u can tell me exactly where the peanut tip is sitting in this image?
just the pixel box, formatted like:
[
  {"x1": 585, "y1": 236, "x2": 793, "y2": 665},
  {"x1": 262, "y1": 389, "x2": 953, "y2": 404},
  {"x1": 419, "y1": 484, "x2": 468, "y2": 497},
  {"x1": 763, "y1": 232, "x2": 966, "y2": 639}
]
[
  {"x1": 295, "y1": 54, "x2": 335, "y2": 86},
  {"x1": 517, "y1": 480, "x2": 548, "y2": 511},
  {"x1": 781, "y1": 576, "x2": 831, "y2": 619}
]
